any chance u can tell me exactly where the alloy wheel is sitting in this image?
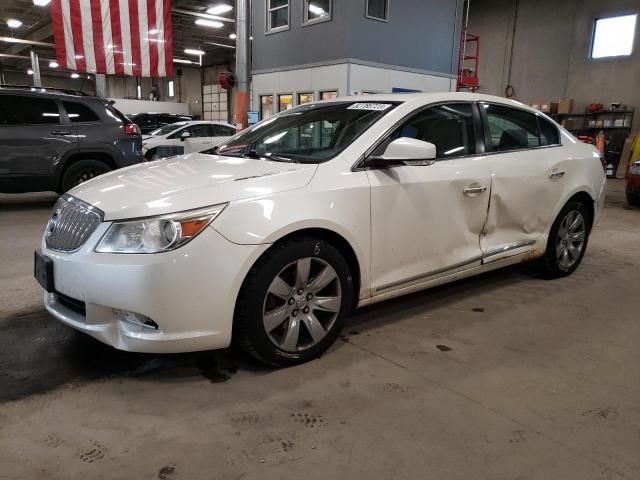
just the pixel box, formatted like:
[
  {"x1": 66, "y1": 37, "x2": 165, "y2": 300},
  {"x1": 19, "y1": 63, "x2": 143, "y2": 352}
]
[
  {"x1": 555, "y1": 210, "x2": 586, "y2": 270},
  {"x1": 262, "y1": 257, "x2": 342, "y2": 352}
]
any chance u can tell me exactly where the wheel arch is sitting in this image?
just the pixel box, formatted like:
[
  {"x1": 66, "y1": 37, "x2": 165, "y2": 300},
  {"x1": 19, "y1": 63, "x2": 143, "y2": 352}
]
[{"x1": 57, "y1": 151, "x2": 117, "y2": 191}]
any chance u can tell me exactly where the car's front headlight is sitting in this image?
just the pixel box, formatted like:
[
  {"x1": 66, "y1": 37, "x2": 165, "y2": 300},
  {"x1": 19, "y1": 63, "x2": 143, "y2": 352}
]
[
  {"x1": 95, "y1": 203, "x2": 227, "y2": 253},
  {"x1": 630, "y1": 162, "x2": 640, "y2": 176}
]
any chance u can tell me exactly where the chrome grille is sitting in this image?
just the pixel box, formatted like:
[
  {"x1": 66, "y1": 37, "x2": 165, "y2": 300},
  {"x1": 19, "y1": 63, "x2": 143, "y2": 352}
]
[{"x1": 44, "y1": 195, "x2": 103, "y2": 252}]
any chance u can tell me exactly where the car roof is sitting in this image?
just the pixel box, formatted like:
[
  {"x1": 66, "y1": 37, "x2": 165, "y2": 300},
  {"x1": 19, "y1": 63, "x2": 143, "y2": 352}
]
[
  {"x1": 0, "y1": 85, "x2": 95, "y2": 99},
  {"x1": 323, "y1": 92, "x2": 539, "y2": 113}
]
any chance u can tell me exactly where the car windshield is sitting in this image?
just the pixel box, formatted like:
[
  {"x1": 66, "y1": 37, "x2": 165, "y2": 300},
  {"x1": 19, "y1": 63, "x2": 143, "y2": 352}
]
[
  {"x1": 149, "y1": 122, "x2": 188, "y2": 136},
  {"x1": 202, "y1": 101, "x2": 398, "y2": 163}
]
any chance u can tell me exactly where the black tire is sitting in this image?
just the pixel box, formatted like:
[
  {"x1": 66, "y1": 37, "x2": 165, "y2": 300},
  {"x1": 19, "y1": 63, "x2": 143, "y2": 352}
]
[
  {"x1": 61, "y1": 159, "x2": 112, "y2": 192},
  {"x1": 539, "y1": 198, "x2": 592, "y2": 278},
  {"x1": 234, "y1": 235, "x2": 354, "y2": 367},
  {"x1": 145, "y1": 149, "x2": 160, "y2": 161},
  {"x1": 627, "y1": 193, "x2": 640, "y2": 207}
]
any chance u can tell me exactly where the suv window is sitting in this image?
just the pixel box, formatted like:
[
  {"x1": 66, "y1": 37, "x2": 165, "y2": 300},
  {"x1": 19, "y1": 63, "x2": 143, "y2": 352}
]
[
  {"x1": 538, "y1": 116, "x2": 560, "y2": 146},
  {"x1": 212, "y1": 125, "x2": 235, "y2": 136},
  {"x1": 484, "y1": 104, "x2": 540, "y2": 151},
  {"x1": 63, "y1": 101, "x2": 100, "y2": 123},
  {"x1": 0, "y1": 95, "x2": 60, "y2": 125},
  {"x1": 388, "y1": 103, "x2": 476, "y2": 159}
]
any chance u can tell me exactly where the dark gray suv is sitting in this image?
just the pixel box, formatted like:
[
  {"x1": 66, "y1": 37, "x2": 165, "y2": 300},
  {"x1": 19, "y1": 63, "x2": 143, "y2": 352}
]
[{"x1": 0, "y1": 86, "x2": 143, "y2": 193}]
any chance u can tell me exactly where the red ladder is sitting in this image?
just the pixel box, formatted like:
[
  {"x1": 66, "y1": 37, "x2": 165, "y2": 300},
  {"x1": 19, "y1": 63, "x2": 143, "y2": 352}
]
[{"x1": 457, "y1": 32, "x2": 480, "y2": 92}]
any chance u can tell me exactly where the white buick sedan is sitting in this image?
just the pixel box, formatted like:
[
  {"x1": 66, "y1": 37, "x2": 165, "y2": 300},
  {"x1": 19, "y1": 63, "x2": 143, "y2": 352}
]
[{"x1": 35, "y1": 93, "x2": 606, "y2": 366}]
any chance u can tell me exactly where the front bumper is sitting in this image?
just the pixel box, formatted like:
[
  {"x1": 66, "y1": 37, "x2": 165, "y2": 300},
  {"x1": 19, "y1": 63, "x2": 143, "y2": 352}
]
[{"x1": 41, "y1": 225, "x2": 268, "y2": 353}]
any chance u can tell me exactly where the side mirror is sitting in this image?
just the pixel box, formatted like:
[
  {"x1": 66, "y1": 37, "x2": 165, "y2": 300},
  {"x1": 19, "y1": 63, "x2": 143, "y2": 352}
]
[
  {"x1": 367, "y1": 137, "x2": 437, "y2": 167},
  {"x1": 180, "y1": 130, "x2": 191, "y2": 141}
]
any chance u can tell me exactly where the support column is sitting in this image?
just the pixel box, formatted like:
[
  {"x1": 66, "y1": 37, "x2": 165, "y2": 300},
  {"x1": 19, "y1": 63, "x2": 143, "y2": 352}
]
[
  {"x1": 30, "y1": 50, "x2": 42, "y2": 87},
  {"x1": 95, "y1": 74, "x2": 107, "y2": 97},
  {"x1": 234, "y1": 0, "x2": 250, "y2": 129}
]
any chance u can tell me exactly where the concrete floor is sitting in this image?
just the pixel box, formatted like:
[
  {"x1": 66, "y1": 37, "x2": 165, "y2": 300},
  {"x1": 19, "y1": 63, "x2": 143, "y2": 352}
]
[{"x1": 0, "y1": 180, "x2": 639, "y2": 480}]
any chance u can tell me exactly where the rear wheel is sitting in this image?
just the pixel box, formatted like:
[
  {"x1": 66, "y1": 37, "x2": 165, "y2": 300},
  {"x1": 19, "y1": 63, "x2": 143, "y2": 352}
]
[
  {"x1": 234, "y1": 236, "x2": 354, "y2": 367},
  {"x1": 539, "y1": 199, "x2": 591, "y2": 278},
  {"x1": 61, "y1": 159, "x2": 111, "y2": 192}
]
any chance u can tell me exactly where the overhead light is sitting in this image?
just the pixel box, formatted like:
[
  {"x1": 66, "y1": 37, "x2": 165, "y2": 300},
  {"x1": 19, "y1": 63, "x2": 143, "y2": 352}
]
[
  {"x1": 148, "y1": 28, "x2": 157, "y2": 35},
  {"x1": 7, "y1": 19, "x2": 22, "y2": 29},
  {"x1": 229, "y1": 33, "x2": 236, "y2": 39},
  {"x1": 206, "y1": 4, "x2": 233, "y2": 15},
  {"x1": 184, "y1": 48, "x2": 205, "y2": 55},
  {"x1": 49, "y1": 61, "x2": 58, "y2": 68},
  {"x1": 33, "y1": 0, "x2": 51, "y2": 5},
  {"x1": 174, "y1": 58, "x2": 194, "y2": 64},
  {"x1": 70, "y1": 73, "x2": 79, "y2": 78},
  {"x1": 27, "y1": 69, "x2": 34, "y2": 75},
  {"x1": 75, "y1": 54, "x2": 83, "y2": 59},
  {"x1": 195, "y1": 19, "x2": 224, "y2": 28}
]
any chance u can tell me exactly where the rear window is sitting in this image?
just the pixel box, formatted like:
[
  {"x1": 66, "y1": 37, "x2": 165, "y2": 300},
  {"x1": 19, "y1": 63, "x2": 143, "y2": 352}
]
[
  {"x1": 538, "y1": 116, "x2": 560, "y2": 146},
  {"x1": 0, "y1": 95, "x2": 60, "y2": 125},
  {"x1": 63, "y1": 101, "x2": 100, "y2": 123}
]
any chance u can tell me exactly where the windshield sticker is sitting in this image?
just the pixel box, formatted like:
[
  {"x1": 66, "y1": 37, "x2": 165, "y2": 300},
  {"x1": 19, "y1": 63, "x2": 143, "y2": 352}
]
[{"x1": 347, "y1": 103, "x2": 393, "y2": 111}]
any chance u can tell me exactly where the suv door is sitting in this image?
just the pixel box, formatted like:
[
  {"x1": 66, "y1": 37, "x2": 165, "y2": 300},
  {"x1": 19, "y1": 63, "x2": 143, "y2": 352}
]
[
  {"x1": 0, "y1": 94, "x2": 78, "y2": 190},
  {"x1": 479, "y1": 103, "x2": 566, "y2": 262},
  {"x1": 366, "y1": 103, "x2": 491, "y2": 294}
]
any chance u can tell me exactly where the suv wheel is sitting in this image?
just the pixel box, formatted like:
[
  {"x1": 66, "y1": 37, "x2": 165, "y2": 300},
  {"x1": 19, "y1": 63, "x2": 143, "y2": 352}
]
[
  {"x1": 234, "y1": 236, "x2": 354, "y2": 367},
  {"x1": 61, "y1": 159, "x2": 112, "y2": 192}
]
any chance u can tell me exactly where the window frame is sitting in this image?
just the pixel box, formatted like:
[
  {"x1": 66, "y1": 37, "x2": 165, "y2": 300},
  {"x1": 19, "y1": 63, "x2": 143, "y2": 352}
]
[
  {"x1": 365, "y1": 0, "x2": 390, "y2": 22},
  {"x1": 62, "y1": 100, "x2": 101, "y2": 124},
  {"x1": 354, "y1": 101, "x2": 485, "y2": 170},
  {"x1": 302, "y1": 0, "x2": 332, "y2": 26},
  {"x1": 477, "y1": 102, "x2": 562, "y2": 154},
  {"x1": 278, "y1": 93, "x2": 294, "y2": 112},
  {"x1": 265, "y1": 0, "x2": 290, "y2": 34},
  {"x1": 259, "y1": 94, "x2": 275, "y2": 118},
  {"x1": 590, "y1": 13, "x2": 638, "y2": 60},
  {"x1": 296, "y1": 92, "x2": 315, "y2": 105},
  {"x1": 320, "y1": 90, "x2": 339, "y2": 101}
]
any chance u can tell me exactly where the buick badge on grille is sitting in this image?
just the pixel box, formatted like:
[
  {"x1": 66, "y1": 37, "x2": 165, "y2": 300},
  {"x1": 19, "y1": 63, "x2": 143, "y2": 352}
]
[{"x1": 46, "y1": 209, "x2": 61, "y2": 237}]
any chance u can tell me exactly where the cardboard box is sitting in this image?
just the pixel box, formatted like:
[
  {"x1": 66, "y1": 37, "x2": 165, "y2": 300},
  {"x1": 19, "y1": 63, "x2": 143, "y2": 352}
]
[
  {"x1": 539, "y1": 102, "x2": 559, "y2": 114},
  {"x1": 531, "y1": 101, "x2": 541, "y2": 110},
  {"x1": 558, "y1": 99, "x2": 574, "y2": 114}
]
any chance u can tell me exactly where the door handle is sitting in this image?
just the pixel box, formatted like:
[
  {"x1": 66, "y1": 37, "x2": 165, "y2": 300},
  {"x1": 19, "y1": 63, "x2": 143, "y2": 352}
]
[
  {"x1": 50, "y1": 131, "x2": 72, "y2": 136},
  {"x1": 549, "y1": 170, "x2": 566, "y2": 179},
  {"x1": 463, "y1": 184, "x2": 488, "y2": 195}
]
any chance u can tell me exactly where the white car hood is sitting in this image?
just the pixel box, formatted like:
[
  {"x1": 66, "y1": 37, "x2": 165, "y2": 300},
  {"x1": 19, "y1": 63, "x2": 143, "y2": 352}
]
[{"x1": 69, "y1": 153, "x2": 318, "y2": 220}]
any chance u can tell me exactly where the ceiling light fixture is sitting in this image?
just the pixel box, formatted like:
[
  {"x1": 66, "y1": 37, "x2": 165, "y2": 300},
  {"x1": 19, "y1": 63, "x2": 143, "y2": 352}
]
[
  {"x1": 173, "y1": 58, "x2": 194, "y2": 64},
  {"x1": 229, "y1": 33, "x2": 237, "y2": 39},
  {"x1": 70, "y1": 73, "x2": 79, "y2": 78},
  {"x1": 206, "y1": 4, "x2": 233, "y2": 15},
  {"x1": 148, "y1": 28, "x2": 157, "y2": 35},
  {"x1": 49, "y1": 61, "x2": 58, "y2": 68},
  {"x1": 184, "y1": 48, "x2": 205, "y2": 55},
  {"x1": 27, "y1": 69, "x2": 34, "y2": 75},
  {"x1": 195, "y1": 19, "x2": 224, "y2": 28},
  {"x1": 33, "y1": 0, "x2": 51, "y2": 5},
  {"x1": 7, "y1": 19, "x2": 23, "y2": 28}
]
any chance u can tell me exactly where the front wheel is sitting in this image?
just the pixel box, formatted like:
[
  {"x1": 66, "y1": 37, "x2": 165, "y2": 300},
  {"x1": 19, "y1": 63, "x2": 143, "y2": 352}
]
[
  {"x1": 61, "y1": 159, "x2": 111, "y2": 192},
  {"x1": 234, "y1": 236, "x2": 354, "y2": 367},
  {"x1": 539, "y1": 199, "x2": 591, "y2": 278}
]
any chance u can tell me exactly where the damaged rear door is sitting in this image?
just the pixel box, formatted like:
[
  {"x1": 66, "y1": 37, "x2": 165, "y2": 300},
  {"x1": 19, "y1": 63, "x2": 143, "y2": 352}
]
[{"x1": 479, "y1": 103, "x2": 567, "y2": 262}]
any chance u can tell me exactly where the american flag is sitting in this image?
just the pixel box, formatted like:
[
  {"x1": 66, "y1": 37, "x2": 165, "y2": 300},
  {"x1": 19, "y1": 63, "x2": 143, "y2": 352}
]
[{"x1": 50, "y1": 0, "x2": 173, "y2": 77}]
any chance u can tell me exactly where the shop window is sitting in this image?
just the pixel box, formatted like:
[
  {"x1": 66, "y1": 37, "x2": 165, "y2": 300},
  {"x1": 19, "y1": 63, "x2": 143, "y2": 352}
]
[
  {"x1": 278, "y1": 94, "x2": 293, "y2": 112},
  {"x1": 320, "y1": 90, "x2": 338, "y2": 101},
  {"x1": 591, "y1": 14, "x2": 637, "y2": 59},
  {"x1": 260, "y1": 95, "x2": 274, "y2": 120},
  {"x1": 303, "y1": 0, "x2": 331, "y2": 25},
  {"x1": 366, "y1": 0, "x2": 389, "y2": 21},
  {"x1": 267, "y1": 0, "x2": 289, "y2": 33},
  {"x1": 297, "y1": 92, "x2": 314, "y2": 105}
]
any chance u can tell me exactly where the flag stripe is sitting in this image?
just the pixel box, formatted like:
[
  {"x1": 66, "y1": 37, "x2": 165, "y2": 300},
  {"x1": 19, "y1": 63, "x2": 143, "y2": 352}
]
[
  {"x1": 155, "y1": 0, "x2": 165, "y2": 76},
  {"x1": 119, "y1": 0, "x2": 133, "y2": 75},
  {"x1": 69, "y1": 0, "x2": 85, "y2": 71},
  {"x1": 163, "y1": 0, "x2": 173, "y2": 77},
  {"x1": 80, "y1": 0, "x2": 96, "y2": 73},
  {"x1": 61, "y1": 0, "x2": 77, "y2": 70},
  {"x1": 109, "y1": 0, "x2": 124, "y2": 75},
  {"x1": 101, "y1": 0, "x2": 115, "y2": 74},
  {"x1": 91, "y1": 0, "x2": 107, "y2": 73},
  {"x1": 147, "y1": 0, "x2": 159, "y2": 77},
  {"x1": 128, "y1": 0, "x2": 142, "y2": 77},
  {"x1": 50, "y1": 0, "x2": 68, "y2": 69},
  {"x1": 138, "y1": 0, "x2": 150, "y2": 77}
]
